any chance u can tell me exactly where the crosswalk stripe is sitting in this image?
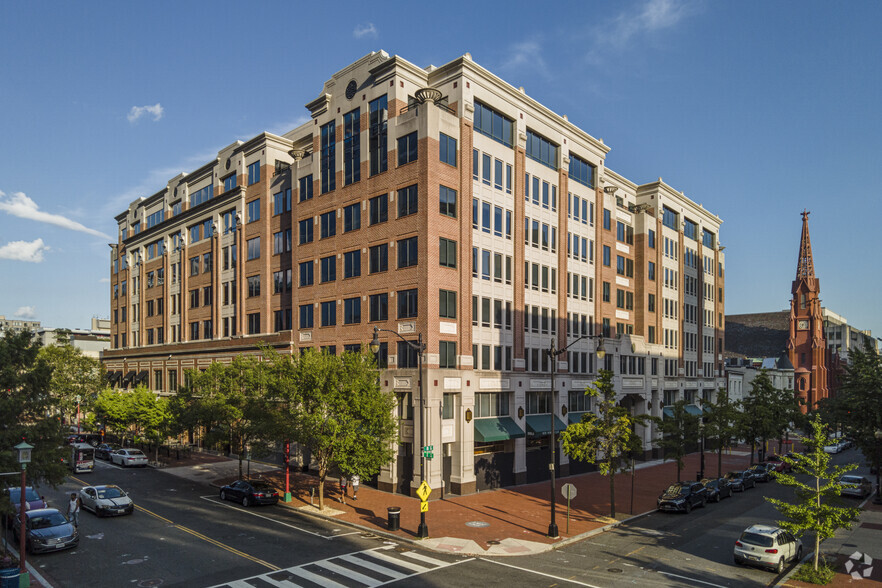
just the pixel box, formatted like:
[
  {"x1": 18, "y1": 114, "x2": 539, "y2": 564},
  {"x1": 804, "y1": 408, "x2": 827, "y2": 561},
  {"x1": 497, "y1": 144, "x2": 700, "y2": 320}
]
[
  {"x1": 398, "y1": 550, "x2": 448, "y2": 568},
  {"x1": 360, "y1": 549, "x2": 432, "y2": 573},
  {"x1": 287, "y1": 566, "x2": 349, "y2": 588},
  {"x1": 315, "y1": 559, "x2": 383, "y2": 587},
  {"x1": 337, "y1": 554, "x2": 407, "y2": 581}
]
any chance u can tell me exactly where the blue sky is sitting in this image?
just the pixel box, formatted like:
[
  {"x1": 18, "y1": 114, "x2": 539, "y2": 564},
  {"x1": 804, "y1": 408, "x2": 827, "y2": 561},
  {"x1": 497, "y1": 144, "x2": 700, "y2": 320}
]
[{"x1": 2, "y1": 0, "x2": 880, "y2": 341}]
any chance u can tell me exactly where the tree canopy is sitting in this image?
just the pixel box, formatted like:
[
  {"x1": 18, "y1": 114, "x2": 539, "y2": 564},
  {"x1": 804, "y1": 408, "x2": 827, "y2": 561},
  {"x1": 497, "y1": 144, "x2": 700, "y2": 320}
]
[
  {"x1": 653, "y1": 399, "x2": 700, "y2": 482},
  {"x1": 702, "y1": 388, "x2": 740, "y2": 477}
]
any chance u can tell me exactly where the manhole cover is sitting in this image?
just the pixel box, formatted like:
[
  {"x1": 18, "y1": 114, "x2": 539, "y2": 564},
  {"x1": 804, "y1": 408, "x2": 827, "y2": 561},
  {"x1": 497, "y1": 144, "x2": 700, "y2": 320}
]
[
  {"x1": 465, "y1": 521, "x2": 490, "y2": 528},
  {"x1": 487, "y1": 540, "x2": 501, "y2": 545},
  {"x1": 608, "y1": 568, "x2": 623, "y2": 574}
]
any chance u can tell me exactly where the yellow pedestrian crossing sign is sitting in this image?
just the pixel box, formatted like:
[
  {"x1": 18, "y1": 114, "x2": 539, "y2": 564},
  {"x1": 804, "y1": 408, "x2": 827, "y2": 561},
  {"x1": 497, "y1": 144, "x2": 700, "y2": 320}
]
[
  {"x1": 420, "y1": 500, "x2": 428, "y2": 512},
  {"x1": 416, "y1": 480, "x2": 431, "y2": 501}
]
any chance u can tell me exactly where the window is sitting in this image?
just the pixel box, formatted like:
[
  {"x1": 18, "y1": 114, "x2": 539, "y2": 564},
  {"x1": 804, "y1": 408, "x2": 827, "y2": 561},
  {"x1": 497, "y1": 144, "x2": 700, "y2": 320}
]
[
  {"x1": 343, "y1": 108, "x2": 360, "y2": 185},
  {"x1": 223, "y1": 174, "x2": 237, "y2": 193},
  {"x1": 439, "y1": 186, "x2": 456, "y2": 218},
  {"x1": 369, "y1": 243, "x2": 388, "y2": 273},
  {"x1": 603, "y1": 208, "x2": 611, "y2": 230},
  {"x1": 339, "y1": 249, "x2": 361, "y2": 280},
  {"x1": 439, "y1": 237, "x2": 456, "y2": 268},
  {"x1": 439, "y1": 289, "x2": 456, "y2": 319},
  {"x1": 603, "y1": 245, "x2": 611, "y2": 266},
  {"x1": 299, "y1": 304, "x2": 313, "y2": 329},
  {"x1": 397, "y1": 288, "x2": 418, "y2": 318},
  {"x1": 189, "y1": 185, "x2": 213, "y2": 208},
  {"x1": 482, "y1": 201, "x2": 491, "y2": 233},
  {"x1": 473, "y1": 101, "x2": 513, "y2": 147},
  {"x1": 203, "y1": 286, "x2": 212, "y2": 306},
  {"x1": 320, "y1": 210, "x2": 336, "y2": 239},
  {"x1": 299, "y1": 219, "x2": 313, "y2": 244},
  {"x1": 684, "y1": 218, "x2": 697, "y2": 240},
  {"x1": 299, "y1": 261, "x2": 314, "y2": 286},
  {"x1": 648, "y1": 229, "x2": 656, "y2": 248},
  {"x1": 369, "y1": 293, "x2": 388, "y2": 321},
  {"x1": 439, "y1": 133, "x2": 457, "y2": 166},
  {"x1": 397, "y1": 341, "x2": 418, "y2": 368},
  {"x1": 494, "y1": 159, "x2": 503, "y2": 190},
  {"x1": 247, "y1": 161, "x2": 261, "y2": 185},
  {"x1": 299, "y1": 174, "x2": 313, "y2": 202},
  {"x1": 321, "y1": 301, "x2": 336, "y2": 326},
  {"x1": 273, "y1": 188, "x2": 291, "y2": 215},
  {"x1": 190, "y1": 256, "x2": 199, "y2": 276},
  {"x1": 203, "y1": 320, "x2": 213, "y2": 339},
  {"x1": 247, "y1": 237, "x2": 260, "y2": 260},
  {"x1": 343, "y1": 297, "x2": 361, "y2": 324},
  {"x1": 703, "y1": 229, "x2": 715, "y2": 248},
  {"x1": 369, "y1": 95, "x2": 388, "y2": 176},
  {"x1": 482, "y1": 153, "x2": 491, "y2": 185},
  {"x1": 247, "y1": 199, "x2": 260, "y2": 223},
  {"x1": 568, "y1": 154, "x2": 595, "y2": 188},
  {"x1": 247, "y1": 275, "x2": 260, "y2": 297},
  {"x1": 248, "y1": 313, "x2": 260, "y2": 335},
  {"x1": 320, "y1": 255, "x2": 336, "y2": 283},
  {"x1": 343, "y1": 203, "x2": 360, "y2": 232},
  {"x1": 273, "y1": 230, "x2": 291, "y2": 255},
  {"x1": 190, "y1": 321, "x2": 199, "y2": 341},
  {"x1": 189, "y1": 224, "x2": 201, "y2": 244},
  {"x1": 273, "y1": 270, "x2": 286, "y2": 294},
  {"x1": 397, "y1": 236, "x2": 418, "y2": 268},
  {"x1": 274, "y1": 309, "x2": 292, "y2": 332},
  {"x1": 320, "y1": 120, "x2": 336, "y2": 193},
  {"x1": 369, "y1": 193, "x2": 388, "y2": 225},
  {"x1": 439, "y1": 341, "x2": 456, "y2": 369},
  {"x1": 398, "y1": 184, "x2": 418, "y2": 217},
  {"x1": 602, "y1": 281, "x2": 610, "y2": 303},
  {"x1": 525, "y1": 130, "x2": 558, "y2": 169},
  {"x1": 663, "y1": 206, "x2": 678, "y2": 230},
  {"x1": 397, "y1": 131, "x2": 418, "y2": 165}
]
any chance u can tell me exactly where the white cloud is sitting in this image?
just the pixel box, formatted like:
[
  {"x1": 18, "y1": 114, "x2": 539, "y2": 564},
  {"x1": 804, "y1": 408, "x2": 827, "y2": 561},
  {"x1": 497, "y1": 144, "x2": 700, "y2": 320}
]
[
  {"x1": 500, "y1": 40, "x2": 550, "y2": 79},
  {"x1": 587, "y1": 0, "x2": 696, "y2": 61},
  {"x1": 0, "y1": 239, "x2": 49, "y2": 263},
  {"x1": 353, "y1": 23, "x2": 377, "y2": 39},
  {"x1": 14, "y1": 306, "x2": 37, "y2": 319},
  {"x1": 127, "y1": 103, "x2": 164, "y2": 123},
  {"x1": 0, "y1": 191, "x2": 112, "y2": 239},
  {"x1": 99, "y1": 277, "x2": 110, "y2": 283}
]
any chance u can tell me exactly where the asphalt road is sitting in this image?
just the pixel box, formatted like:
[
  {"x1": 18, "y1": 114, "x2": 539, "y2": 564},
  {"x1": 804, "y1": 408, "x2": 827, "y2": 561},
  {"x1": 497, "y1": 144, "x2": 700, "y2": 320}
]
[{"x1": 12, "y1": 448, "x2": 871, "y2": 588}]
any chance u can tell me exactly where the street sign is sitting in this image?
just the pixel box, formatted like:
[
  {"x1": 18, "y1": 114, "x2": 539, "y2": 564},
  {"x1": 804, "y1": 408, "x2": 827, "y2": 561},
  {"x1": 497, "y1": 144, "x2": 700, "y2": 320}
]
[
  {"x1": 416, "y1": 480, "x2": 432, "y2": 501},
  {"x1": 561, "y1": 483, "x2": 577, "y2": 500},
  {"x1": 420, "y1": 500, "x2": 428, "y2": 513}
]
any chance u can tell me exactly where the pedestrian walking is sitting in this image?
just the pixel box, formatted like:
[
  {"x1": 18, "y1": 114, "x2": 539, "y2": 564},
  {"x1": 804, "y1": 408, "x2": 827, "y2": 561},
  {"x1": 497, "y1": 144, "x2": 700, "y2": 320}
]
[
  {"x1": 339, "y1": 475, "x2": 348, "y2": 503},
  {"x1": 350, "y1": 474, "x2": 359, "y2": 500},
  {"x1": 68, "y1": 492, "x2": 81, "y2": 527}
]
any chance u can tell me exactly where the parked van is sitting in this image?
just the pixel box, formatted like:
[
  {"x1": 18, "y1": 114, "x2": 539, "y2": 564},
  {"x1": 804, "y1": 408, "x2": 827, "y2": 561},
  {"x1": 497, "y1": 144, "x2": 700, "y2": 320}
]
[{"x1": 70, "y1": 443, "x2": 95, "y2": 473}]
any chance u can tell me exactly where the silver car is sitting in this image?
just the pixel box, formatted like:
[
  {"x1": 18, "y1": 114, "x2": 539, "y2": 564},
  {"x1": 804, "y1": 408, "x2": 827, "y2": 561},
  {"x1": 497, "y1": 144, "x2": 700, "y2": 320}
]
[
  {"x1": 734, "y1": 524, "x2": 803, "y2": 573},
  {"x1": 110, "y1": 448, "x2": 148, "y2": 467},
  {"x1": 79, "y1": 485, "x2": 134, "y2": 517},
  {"x1": 839, "y1": 475, "x2": 872, "y2": 498}
]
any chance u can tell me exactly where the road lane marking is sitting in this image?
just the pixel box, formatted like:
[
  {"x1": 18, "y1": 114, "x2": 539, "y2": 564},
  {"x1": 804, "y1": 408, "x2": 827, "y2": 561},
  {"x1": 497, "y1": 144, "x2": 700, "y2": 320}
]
[
  {"x1": 657, "y1": 571, "x2": 728, "y2": 587},
  {"x1": 201, "y1": 495, "x2": 335, "y2": 539},
  {"x1": 482, "y1": 558, "x2": 603, "y2": 587},
  {"x1": 135, "y1": 503, "x2": 279, "y2": 571}
]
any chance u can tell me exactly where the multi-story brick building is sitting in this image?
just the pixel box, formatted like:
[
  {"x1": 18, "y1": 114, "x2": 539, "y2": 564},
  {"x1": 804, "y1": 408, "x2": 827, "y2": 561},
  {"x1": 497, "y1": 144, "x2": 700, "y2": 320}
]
[{"x1": 104, "y1": 51, "x2": 725, "y2": 495}]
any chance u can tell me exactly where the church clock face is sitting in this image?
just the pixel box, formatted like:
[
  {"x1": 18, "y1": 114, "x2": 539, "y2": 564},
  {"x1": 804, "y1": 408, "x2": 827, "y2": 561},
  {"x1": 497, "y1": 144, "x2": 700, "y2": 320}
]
[{"x1": 798, "y1": 319, "x2": 809, "y2": 330}]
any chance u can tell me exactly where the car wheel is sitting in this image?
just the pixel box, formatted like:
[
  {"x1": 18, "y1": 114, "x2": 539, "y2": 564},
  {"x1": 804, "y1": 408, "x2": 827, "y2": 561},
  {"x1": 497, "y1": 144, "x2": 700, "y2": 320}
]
[
  {"x1": 702, "y1": 497, "x2": 707, "y2": 508},
  {"x1": 796, "y1": 546, "x2": 803, "y2": 562},
  {"x1": 685, "y1": 501, "x2": 692, "y2": 514},
  {"x1": 715, "y1": 493, "x2": 721, "y2": 503},
  {"x1": 242, "y1": 496, "x2": 250, "y2": 507},
  {"x1": 220, "y1": 490, "x2": 227, "y2": 501},
  {"x1": 776, "y1": 557, "x2": 785, "y2": 574}
]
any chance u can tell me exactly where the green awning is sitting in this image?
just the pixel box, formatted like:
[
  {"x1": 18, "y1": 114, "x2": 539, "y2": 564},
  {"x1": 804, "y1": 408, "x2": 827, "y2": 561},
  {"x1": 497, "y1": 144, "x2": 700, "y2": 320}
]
[
  {"x1": 685, "y1": 404, "x2": 703, "y2": 416},
  {"x1": 663, "y1": 407, "x2": 674, "y2": 419},
  {"x1": 525, "y1": 414, "x2": 569, "y2": 436},
  {"x1": 702, "y1": 404, "x2": 712, "y2": 414},
  {"x1": 474, "y1": 417, "x2": 525, "y2": 442},
  {"x1": 568, "y1": 411, "x2": 589, "y2": 424}
]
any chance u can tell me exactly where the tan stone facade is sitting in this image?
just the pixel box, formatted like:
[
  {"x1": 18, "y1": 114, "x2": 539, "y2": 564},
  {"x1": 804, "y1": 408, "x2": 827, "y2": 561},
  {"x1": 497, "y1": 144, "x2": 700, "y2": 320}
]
[{"x1": 105, "y1": 51, "x2": 725, "y2": 495}]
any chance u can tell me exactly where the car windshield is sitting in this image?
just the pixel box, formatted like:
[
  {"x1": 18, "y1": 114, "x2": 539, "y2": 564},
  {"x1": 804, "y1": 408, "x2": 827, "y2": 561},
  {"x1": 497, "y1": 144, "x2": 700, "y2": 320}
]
[
  {"x1": 7, "y1": 488, "x2": 40, "y2": 502},
  {"x1": 127, "y1": 450, "x2": 145, "y2": 457},
  {"x1": 97, "y1": 486, "x2": 125, "y2": 499},
  {"x1": 30, "y1": 512, "x2": 67, "y2": 528},
  {"x1": 251, "y1": 482, "x2": 274, "y2": 491},
  {"x1": 702, "y1": 479, "x2": 718, "y2": 488},
  {"x1": 740, "y1": 532, "x2": 774, "y2": 547},
  {"x1": 841, "y1": 476, "x2": 862, "y2": 484},
  {"x1": 727, "y1": 472, "x2": 743, "y2": 479},
  {"x1": 664, "y1": 484, "x2": 685, "y2": 495}
]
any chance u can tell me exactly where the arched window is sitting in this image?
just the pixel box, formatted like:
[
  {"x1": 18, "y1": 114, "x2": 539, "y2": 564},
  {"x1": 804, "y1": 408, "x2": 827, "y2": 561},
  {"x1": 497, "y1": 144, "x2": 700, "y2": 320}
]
[{"x1": 800, "y1": 377, "x2": 806, "y2": 391}]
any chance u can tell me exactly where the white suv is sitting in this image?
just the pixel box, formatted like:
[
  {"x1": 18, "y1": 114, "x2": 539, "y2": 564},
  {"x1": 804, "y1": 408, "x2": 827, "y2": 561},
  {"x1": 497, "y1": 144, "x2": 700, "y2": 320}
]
[{"x1": 734, "y1": 525, "x2": 803, "y2": 574}]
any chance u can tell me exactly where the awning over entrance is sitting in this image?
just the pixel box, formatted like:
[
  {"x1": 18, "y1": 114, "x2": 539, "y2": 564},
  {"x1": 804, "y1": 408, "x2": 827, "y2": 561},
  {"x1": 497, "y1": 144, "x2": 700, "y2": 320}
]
[
  {"x1": 568, "y1": 411, "x2": 589, "y2": 425},
  {"x1": 474, "y1": 417, "x2": 525, "y2": 442},
  {"x1": 684, "y1": 404, "x2": 703, "y2": 416},
  {"x1": 135, "y1": 370, "x2": 149, "y2": 385},
  {"x1": 525, "y1": 414, "x2": 569, "y2": 436},
  {"x1": 663, "y1": 407, "x2": 674, "y2": 419},
  {"x1": 121, "y1": 371, "x2": 136, "y2": 385}
]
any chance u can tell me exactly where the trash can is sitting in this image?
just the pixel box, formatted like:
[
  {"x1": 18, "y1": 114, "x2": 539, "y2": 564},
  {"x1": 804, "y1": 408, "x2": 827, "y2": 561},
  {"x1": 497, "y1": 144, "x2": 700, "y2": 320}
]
[
  {"x1": 0, "y1": 568, "x2": 20, "y2": 588},
  {"x1": 387, "y1": 506, "x2": 401, "y2": 531}
]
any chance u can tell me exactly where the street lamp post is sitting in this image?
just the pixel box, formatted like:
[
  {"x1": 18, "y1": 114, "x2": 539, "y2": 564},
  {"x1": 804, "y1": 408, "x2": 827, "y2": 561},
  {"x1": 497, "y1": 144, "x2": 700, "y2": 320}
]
[
  {"x1": 371, "y1": 326, "x2": 428, "y2": 538},
  {"x1": 545, "y1": 334, "x2": 605, "y2": 538},
  {"x1": 874, "y1": 430, "x2": 882, "y2": 506},
  {"x1": 14, "y1": 441, "x2": 34, "y2": 577}
]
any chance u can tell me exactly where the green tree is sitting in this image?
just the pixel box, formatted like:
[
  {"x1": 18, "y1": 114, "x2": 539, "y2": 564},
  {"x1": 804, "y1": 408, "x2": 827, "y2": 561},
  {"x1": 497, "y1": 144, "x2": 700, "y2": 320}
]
[
  {"x1": 93, "y1": 388, "x2": 133, "y2": 443},
  {"x1": 279, "y1": 349, "x2": 397, "y2": 511},
  {"x1": 561, "y1": 369, "x2": 649, "y2": 518},
  {"x1": 654, "y1": 399, "x2": 700, "y2": 482},
  {"x1": 737, "y1": 371, "x2": 797, "y2": 463},
  {"x1": 0, "y1": 331, "x2": 68, "y2": 517},
  {"x1": 39, "y1": 339, "x2": 105, "y2": 427},
  {"x1": 703, "y1": 388, "x2": 740, "y2": 477},
  {"x1": 766, "y1": 413, "x2": 861, "y2": 572},
  {"x1": 129, "y1": 387, "x2": 172, "y2": 462}
]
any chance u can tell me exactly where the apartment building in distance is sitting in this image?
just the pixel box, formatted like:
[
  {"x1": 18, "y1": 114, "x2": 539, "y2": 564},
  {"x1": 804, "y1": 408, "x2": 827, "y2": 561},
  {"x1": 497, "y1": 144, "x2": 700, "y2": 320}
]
[{"x1": 104, "y1": 51, "x2": 725, "y2": 495}]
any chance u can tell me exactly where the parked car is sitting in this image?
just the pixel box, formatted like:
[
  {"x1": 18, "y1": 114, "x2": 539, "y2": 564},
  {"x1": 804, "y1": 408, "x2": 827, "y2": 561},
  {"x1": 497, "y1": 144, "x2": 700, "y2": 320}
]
[
  {"x1": 219, "y1": 479, "x2": 280, "y2": 507},
  {"x1": 839, "y1": 475, "x2": 872, "y2": 498},
  {"x1": 79, "y1": 485, "x2": 134, "y2": 517},
  {"x1": 765, "y1": 455, "x2": 788, "y2": 473},
  {"x1": 12, "y1": 508, "x2": 79, "y2": 554},
  {"x1": 750, "y1": 463, "x2": 775, "y2": 483},
  {"x1": 823, "y1": 441, "x2": 845, "y2": 454},
  {"x1": 95, "y1": 443, "x2": 121, "y2": 461},
  {"x1": 66, "y1": 433, "x2": 102, "y2": 447},
  {"x1": 725, "y1": 470, "x2": 756, "y2": 492},
  {"x1": 734, "y1": 524, "x2": 803, "y2": 573},
  {"x1": 3, "y1": 487, "x2": 49, "y2": 519},
  {"x1": 656, "y1": 481, "x2": 708, "y2": 513},
  {"x1": 701, "y1": 477, "x2": 734, "y2": 502},
  {"x1": 110, "y1": 448, "x2": 148, "y2": 467}
]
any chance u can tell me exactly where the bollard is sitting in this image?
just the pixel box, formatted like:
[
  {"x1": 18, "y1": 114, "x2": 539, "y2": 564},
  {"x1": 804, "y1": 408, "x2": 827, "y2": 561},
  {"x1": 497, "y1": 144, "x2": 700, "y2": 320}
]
[{"x1": 387, "y1": 507, "x2": 401, "y2": 531}]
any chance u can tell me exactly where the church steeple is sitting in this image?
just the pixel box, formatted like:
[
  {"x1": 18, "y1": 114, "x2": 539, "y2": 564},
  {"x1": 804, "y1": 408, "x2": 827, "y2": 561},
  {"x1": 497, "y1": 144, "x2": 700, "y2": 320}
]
[{"x1": 793, "y1": 210, "x2": 817, "y2": 292}]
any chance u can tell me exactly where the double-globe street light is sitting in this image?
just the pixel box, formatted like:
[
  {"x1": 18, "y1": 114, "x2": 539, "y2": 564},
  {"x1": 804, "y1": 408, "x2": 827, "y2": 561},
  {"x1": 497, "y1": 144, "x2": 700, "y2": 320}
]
[
  {"x1": 545, "y1": 334, "x2": 605, "y2": 538},
  {"x1": 370, "y1": 326, "x2": 429, "y2": 539},
  {"x1": 14, "y1": 441, "x2": 34, "y2": 578}
]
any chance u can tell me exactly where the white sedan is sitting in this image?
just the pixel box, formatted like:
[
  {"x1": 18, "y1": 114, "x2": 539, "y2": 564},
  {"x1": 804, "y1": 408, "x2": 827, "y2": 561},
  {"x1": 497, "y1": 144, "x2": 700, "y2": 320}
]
[
  {"x1": 823, "y1": 442, "x2": 843, "y2": 454},
  {"x1": 110, "y1": 448, "x2": 148, "y2": 467},
  {"x1": 79, "y1": 485, "x2": 134, "y2": 517}
]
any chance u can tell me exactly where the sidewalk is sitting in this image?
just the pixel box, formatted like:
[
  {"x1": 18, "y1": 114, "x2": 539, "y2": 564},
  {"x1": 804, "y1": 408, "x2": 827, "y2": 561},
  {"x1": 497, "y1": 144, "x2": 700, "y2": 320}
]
[{"x1": 160, "y1": 447, "x2": 755, "y2": 556}]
